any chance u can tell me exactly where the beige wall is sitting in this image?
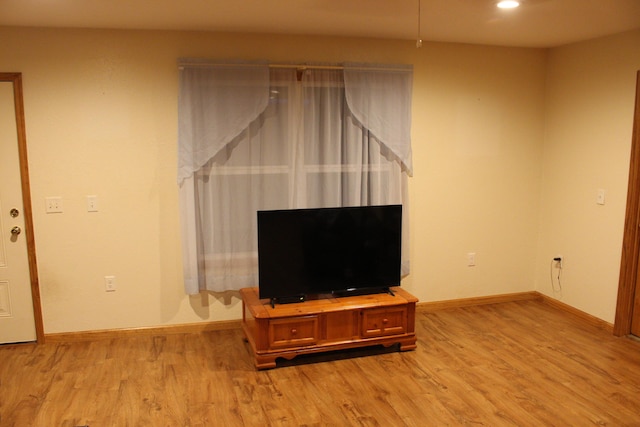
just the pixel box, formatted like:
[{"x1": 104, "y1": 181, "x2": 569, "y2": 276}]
[
  {"x1": 536, "y1": 30, "x2": 640, "y2": 323},
  {"x1": 2, "y1": 25, "x2": 629, "y2": 334},
  {"x1": 409, "y1": 42, "x2": 546, "y2": 304}
]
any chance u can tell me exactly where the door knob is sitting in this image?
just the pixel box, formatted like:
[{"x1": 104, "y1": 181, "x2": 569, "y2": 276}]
[{"x1": 11, "y1": 226, "x2": 21, "y2": 235}]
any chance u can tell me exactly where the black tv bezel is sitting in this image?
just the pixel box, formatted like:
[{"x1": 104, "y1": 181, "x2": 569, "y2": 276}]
[{"x1": 257, "y1": 204, "x2": 402, "y2": 305}]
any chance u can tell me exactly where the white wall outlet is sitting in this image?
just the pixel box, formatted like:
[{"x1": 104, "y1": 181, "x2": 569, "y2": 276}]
[
  {"x1": 45, "y1": 196, "x2": 63, "y2": 213},
  {"x1": 596, "y1": 189, "x2": 606, "y2": 205},
  {"x1": 104, "y1": 275, "x2": 116, "y2": 292},
  {"x1": 87, "y1": 195, "x2": 98, "y2": 212},
  {"x1": 467, "y1": 252, "x2": 476, "y2": 266}
]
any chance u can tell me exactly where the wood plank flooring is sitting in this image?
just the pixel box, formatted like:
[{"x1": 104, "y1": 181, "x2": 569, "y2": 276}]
[{"x1": 2, "y1": 299, "x2": 640, "y2": 426}]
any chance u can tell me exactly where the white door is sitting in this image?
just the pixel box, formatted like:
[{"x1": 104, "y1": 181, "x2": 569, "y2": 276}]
[{"x1": 0, "y1": 80, "x2": 37, "y2": 343}]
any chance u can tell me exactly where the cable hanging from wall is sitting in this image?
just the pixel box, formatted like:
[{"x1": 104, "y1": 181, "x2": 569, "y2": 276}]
[{"x1": 550, "y1": 257, "x2": 563, "y2": 293}]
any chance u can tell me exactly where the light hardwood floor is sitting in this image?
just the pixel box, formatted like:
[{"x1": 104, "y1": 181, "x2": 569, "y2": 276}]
[{"x1": 2, "y1": 299, "x2": 640, "y2": 426}]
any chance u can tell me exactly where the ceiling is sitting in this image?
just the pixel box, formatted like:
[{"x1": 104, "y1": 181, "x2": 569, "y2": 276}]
[{"x1": 1, "y1": 0, "x2": 639, "y2": 48}]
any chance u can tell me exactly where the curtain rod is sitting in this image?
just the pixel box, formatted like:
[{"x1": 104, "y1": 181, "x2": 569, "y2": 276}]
[
  {"x1": 272, "y1": 64, "x2": 412, "y2": 72},
  {"x1": 177, "y1": 61, "x2": 412, "y2": 73}
]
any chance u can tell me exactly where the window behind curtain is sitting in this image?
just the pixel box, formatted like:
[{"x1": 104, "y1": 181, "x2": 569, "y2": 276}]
[{"x1": 178, "y1": 62, "x2": 412, "y2": 294}]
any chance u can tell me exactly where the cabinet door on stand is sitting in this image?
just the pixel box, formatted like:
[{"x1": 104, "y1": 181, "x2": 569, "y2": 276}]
[
  {"x1": 268, "y1": 316, "x2": 318, "y2": 349},
  {"x1": 361, "y1": 307, "x2": 407, "y2": 338}
]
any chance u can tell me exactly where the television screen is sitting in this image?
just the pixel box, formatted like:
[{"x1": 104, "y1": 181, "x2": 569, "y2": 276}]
[{"x1": 257, "y1": 205, "x2": 402, "y2": 303}]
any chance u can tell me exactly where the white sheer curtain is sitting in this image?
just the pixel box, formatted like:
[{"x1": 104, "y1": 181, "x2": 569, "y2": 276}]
[
  {"x1": 178, "y1": 61, "x2": 413, "y2": 294},
  {"x1": 344, "y1": 63, "x2": 413, "y2": 174}
]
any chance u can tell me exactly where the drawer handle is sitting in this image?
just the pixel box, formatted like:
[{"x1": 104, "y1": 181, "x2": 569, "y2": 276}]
[
  {"x1": 291, "y1": 328, "x2": 297, "y2": 335},
  {"x1": 382, "y1": 318, "x2": 389, "y2": 324}
]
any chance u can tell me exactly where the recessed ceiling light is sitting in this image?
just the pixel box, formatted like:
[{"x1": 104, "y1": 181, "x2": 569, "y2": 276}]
[{"x1": 497, "y1": 1, "x2": 520, "y2": 9}]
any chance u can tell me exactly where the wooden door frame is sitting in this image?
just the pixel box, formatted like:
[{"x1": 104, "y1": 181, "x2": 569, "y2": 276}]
[
  {"x1": 1, "y1": 72, "x2": 44, "y2": 343},
  {"x1": 614, "y1": 70, "x2": 640, "y2": 336}
]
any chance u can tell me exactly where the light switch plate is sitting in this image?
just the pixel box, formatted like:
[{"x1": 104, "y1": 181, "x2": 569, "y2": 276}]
[
  {"x1": 45, "y1": 196, "x2": 63, "y2": 213},
  {"x1": 87, "y1": 195, "x2": 98, "y2": 212}
]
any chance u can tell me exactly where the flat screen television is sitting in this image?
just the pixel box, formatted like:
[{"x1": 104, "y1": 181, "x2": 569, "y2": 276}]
[{"x1": 257, "y1": 204, "x2": 402, "y2": 304}]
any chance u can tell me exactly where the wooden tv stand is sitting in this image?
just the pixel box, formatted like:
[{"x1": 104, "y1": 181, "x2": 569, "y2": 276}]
[{"x1": 240, "y1": 287, "x2": 418, "y2": 369}]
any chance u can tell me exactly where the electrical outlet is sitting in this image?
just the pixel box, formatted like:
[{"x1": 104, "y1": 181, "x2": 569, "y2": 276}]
[
  {"x1": 104, "y1": 276, "x2": 116, "y2": 292},
  {"x1": 553, "y1": 255, "x2": 563, "y2": 268},
  {"x1": 467, "y1": 252, "x2": 476, "y2": 266}
]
